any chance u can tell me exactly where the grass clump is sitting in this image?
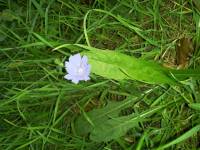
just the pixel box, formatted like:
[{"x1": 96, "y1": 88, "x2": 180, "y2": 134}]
[{"x1": 1, "y1": 0, "x2": 200, "y2": 149}]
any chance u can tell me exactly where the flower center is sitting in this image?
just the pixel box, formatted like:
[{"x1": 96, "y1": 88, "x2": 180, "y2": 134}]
[{"x1": 77, "y1": 67, "x2": 84, "y2": 75}]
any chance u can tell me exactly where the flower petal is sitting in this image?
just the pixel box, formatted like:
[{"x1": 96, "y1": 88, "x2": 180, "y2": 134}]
[
  {"x1": 84, "y1": 64, "x2": 90, "y2": 76},
  {"x1": 64, "y1": 74, "x2": 73, "y2": 80},
  {"x1": 64, "y1": 61, "x2": 70, "y2": 71},
  {"x1": 65, "y1": 61, "x2": 69, "y2": 67},
  {"x1": 69, "y1": 54, "x2": 81, "y2": 65},
  {"x1": 82, "y1": 55, "x2": 88, "y2": 64},
  {"x1": 84, "y1": 76, "x2": 90, "y2": 81},
  {"x1": 72, "y1": 79, "x2": 79, "y2": 84},
  {"x1": 66, "y1": 64, "x2": 77, "y2": 75},
  {"x1": 87, "y1": 64, "x2": 91, "y2": 72}
]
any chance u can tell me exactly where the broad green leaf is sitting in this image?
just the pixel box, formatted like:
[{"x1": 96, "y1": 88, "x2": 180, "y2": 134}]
[
  {"x1": 89, "y1": 59, "x2": 129, "y2": 80},
  {"x1": 54, "y1": 44, "x2": 200, "y2": 83},
  {"x1": 90, "y1": 113, "x2": 140, "y2": 142},
  {"x1": 188, "y1": 103, "x2": 200, "y2": 111},
  {"x1": 90, "y1": 105, "x2": 164, "y2": 142},
  {"x1": 74, "y1": 96, "x2": 137, "y2": 135},
  {"x1": 156, "y1": 124, "x2": 200, "y2": 150},
  {"x1": 81, "y1": 45, "x2": 176, "y2": 84}
]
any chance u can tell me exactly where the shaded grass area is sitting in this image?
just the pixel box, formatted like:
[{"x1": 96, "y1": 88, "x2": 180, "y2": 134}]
[{"x1": 1, "y1": 0, "x2": 200, "y2": 149}]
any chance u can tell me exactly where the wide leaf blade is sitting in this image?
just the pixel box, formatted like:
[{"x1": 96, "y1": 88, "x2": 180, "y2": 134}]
[
  {"x1": 82, "y1": 46, "x2": 176, "y2": 84},
  {"x1": 90, "y1": 105, "x2": 164, "y2": 142},
  {"x1": 74, "y1": 96, "x2": 137, "y2": 135}
]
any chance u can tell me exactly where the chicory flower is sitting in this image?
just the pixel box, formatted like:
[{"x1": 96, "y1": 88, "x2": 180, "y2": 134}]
[{"x1": 64, "y1": 53, "x2": 90, "y2": 84}]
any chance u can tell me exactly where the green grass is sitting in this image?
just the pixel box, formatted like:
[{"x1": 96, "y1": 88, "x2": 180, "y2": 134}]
[{"x1": 1, "y1": 0, "x2": 200, "y2": 149}]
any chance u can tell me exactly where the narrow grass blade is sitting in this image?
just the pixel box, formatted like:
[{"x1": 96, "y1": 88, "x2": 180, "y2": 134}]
[
  {"x1": 188, "y1": 103, "x2": 200, "y2": 111},
  {"x1": 156, "y1": 125, "x2": 200, "y2": 150}
]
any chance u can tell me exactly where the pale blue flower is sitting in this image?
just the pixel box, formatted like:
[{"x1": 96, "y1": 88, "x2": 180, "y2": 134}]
[{"x1": 64, "y1": 53, "x2": 90, "y2": 84}]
